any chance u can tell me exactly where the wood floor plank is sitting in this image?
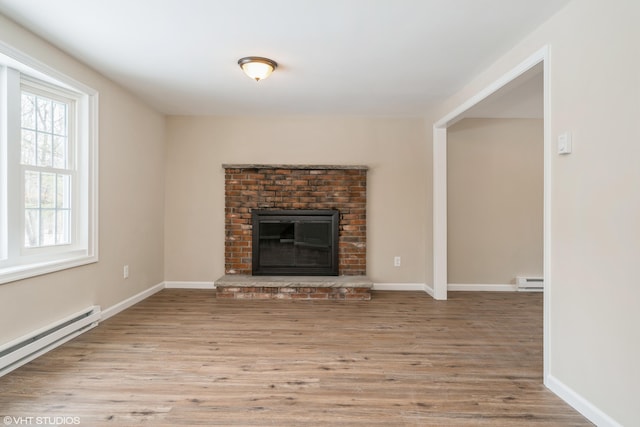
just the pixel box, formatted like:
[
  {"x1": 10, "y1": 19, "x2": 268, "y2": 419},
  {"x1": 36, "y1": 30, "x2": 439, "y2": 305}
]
[{"x1": 0, "y1": 290, "x2": 592, "y2": 426}]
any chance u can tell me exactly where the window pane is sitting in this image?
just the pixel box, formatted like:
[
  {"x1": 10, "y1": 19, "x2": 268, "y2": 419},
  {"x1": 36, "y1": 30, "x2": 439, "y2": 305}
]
[
  {"x1": 23, "y1": 172, "x2": 72, "y2": 248},
  {"x1": 56, "y1": 174, "x2": 71, "y2": 208},
  {"x1": 40, "y1": 172, "x2": 55, "y2": 208},
  {"x1": 53, "y1": 136, "x2": 67, "y2": 169},
  {"x1": 36, "y1": 132, "x2": 52, "y2": 167},
  {"x1": 22, "y1": 93, "x2": 69, "y2": 170},
  {"x1": 24, "y1": 209, "x2": 39, "y2": 247},
  {"x1": 53, "y1": 102, "x2": 67, "y2": 136},
  {"x1": 36, "y1": 97, "x2": 53, "y2": 133},
  {"x1": 21, "y1": 130, "x2": 37, "y2": 165},
  {"x1": 56, "y1": 210, "x2": 70, "y2": 244},
  {"x1": 21, "y1": 93, "x2": 36, "y2": 129},
  {"x1": 40, "y1": 209, "x2": 55, "y2": 246},
  {"x1": 24, "y1": 171, "x2": 40, "y2": 208}
]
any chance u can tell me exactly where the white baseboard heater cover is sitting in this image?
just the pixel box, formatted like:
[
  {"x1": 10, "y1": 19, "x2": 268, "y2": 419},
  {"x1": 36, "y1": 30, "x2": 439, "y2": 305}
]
[
  {"x1": 516, "y1": 276, "x2": 544, "y2": 292},
  {"x1": 0, "y1": 305, "x2": 101, "y2": 377}
]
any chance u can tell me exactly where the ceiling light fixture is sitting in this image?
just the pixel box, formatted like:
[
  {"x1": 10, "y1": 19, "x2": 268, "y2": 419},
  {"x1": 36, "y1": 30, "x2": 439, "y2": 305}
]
[{"x1": 238, "y1": 56, "x2": 278, "y2": 82}]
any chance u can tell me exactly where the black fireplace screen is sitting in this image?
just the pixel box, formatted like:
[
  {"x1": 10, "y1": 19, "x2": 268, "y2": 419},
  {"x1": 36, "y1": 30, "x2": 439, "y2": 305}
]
[{"x1": 252, "y1": 210, "x2": 339, "y2": 275}]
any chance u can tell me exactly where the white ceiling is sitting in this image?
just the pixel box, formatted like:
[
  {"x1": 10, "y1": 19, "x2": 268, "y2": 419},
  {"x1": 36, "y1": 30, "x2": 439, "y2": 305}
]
[{"x1": 0, "y1": 0, "x2": 568, "y2": 116}]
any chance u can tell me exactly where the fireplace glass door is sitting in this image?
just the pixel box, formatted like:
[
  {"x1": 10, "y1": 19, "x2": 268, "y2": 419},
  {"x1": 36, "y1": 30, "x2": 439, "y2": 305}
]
[{"x1": 252, "y1": 210, "x2": 339, "y2": 275}]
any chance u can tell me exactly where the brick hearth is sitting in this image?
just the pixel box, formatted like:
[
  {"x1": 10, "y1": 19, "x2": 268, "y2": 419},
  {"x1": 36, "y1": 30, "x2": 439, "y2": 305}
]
[{"x1": 214, "y1": 275, "x2": 373, "y2": 300}]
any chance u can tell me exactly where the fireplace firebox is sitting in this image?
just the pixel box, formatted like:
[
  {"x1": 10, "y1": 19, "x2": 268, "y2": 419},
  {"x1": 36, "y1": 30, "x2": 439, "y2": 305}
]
[{"x1": 252, "y1": 209, "x2": 339, "y2": 276}]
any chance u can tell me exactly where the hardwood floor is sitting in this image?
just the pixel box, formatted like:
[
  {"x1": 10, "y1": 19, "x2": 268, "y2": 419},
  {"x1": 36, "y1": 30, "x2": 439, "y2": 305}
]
[{"x1": 0, "y1": 290, "x2": 591, "y2": 426}]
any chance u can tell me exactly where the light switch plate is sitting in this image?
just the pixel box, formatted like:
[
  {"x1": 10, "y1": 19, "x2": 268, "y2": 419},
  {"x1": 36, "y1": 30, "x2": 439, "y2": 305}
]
[{"x1": 558, "y1": 132, "x2": 572, "y2": 154}]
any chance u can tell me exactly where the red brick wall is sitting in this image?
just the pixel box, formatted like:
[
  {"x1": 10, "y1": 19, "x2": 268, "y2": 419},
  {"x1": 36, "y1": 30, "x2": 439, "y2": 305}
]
[{"x1": 223, "y1": 165, "x2": 367, "y2": 276}]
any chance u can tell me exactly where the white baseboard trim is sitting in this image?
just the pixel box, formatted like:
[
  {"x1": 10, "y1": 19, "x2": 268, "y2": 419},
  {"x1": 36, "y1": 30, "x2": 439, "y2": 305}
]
[
  {"x1": 546, "y1": 374, "x2": 622, "y2": 427},
  {"x1": 373, "y1": 283, "x2": 428, "y2": 292},
  {"x1": 101, "y1": 282, "x2": 165, "y2": 321},
  {"x1": 164, "y1": 281, "x2": 216, "y2": 289},
  {"x1": 423, "y1": 283, "x2": 434, "y2": 297},
  {"x1": 101, "y1": 281, "x2": 215, "y2": 321},
  {"x1": 448, "y1": 283, "x2": 517, "y2": 292}
]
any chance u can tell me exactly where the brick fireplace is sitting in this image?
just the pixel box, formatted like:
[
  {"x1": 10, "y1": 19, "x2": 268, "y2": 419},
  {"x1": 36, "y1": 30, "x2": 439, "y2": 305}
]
[
  {"x1": 223, "y1": 164, "x2": 368, "y2": 286},
  {"x1": 222, "y1": 164, "x2": 368, "y2": 278},
  {"x1": 218, "y1": 164, "x2": 371, "y2": 300}
]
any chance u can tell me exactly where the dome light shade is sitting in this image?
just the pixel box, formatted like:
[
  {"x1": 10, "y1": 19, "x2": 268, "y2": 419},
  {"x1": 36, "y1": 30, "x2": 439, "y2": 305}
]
[{"x1": 238, "y1": 57, "x2": 278, "y2": 82}]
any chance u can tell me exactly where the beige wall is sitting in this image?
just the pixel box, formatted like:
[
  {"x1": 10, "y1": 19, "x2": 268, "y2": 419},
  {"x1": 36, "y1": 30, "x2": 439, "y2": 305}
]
[
  {"x1": 447, "y1": 118, "x2": 543, "y2": 285},
  {"x1": 164, "y1": 116, "x2": 429, "y2": 284},
  {"x1": 0, "y1": 15, "x2": 166, "y2": 344},
  {"x1": 428, "y1": 0, "x2": 640, "y2": 424}
]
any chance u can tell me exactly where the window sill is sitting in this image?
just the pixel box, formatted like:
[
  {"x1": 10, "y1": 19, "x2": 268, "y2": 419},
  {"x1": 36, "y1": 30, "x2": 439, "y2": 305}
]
[{"x1": 0, "y1": 254, "x2": 98, "y2": 285}]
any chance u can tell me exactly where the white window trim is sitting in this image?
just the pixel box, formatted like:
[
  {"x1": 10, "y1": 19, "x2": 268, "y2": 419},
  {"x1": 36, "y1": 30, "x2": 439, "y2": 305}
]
[{"x1": 0, "y1": 41, "x2": 99, "y2": 285}]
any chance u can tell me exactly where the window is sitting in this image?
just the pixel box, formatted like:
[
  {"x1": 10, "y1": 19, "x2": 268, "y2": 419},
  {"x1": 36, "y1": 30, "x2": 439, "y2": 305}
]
[
  {"x1": 21, "y1": 89, "x2": 74, "y2": 248},
  {"x1": 1, "y1": 46, "x2": 98, "y2": 284}
]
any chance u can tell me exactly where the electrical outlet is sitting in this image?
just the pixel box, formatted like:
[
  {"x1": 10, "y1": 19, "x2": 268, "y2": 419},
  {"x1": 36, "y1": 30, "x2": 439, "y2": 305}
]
[
  {"x1": 123, "y1": 265, "x2": 129, "y2": 279},
  {"x1": 394, "y1": 256, "x2": 401, "y2": 267}
]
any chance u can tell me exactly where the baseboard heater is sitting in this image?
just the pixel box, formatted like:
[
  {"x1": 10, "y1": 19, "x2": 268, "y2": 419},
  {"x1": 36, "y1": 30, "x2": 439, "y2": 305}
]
[
  {"x1": 0, "y1": 305, "x2": 101, "y2": 377},
  {"x1": 516, "y1": 276, "x2": 544, "y2": 292}
]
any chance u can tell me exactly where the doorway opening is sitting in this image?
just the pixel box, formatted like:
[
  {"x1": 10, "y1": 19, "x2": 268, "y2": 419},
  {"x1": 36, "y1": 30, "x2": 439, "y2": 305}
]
[{"x1": 431, "y1": 46, "x2": 550, "y2": 379}]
